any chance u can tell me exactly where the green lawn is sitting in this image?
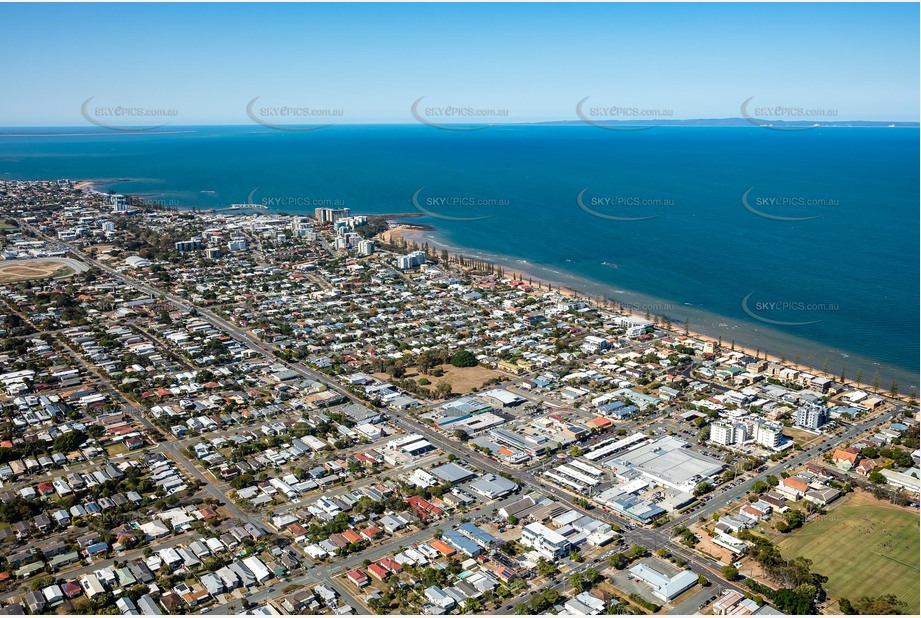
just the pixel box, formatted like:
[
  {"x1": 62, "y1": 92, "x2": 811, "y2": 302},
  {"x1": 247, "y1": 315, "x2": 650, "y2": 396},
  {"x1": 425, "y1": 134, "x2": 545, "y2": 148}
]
[{"x1": 779, "y1": 499, "x2": 920, "y2": 612}]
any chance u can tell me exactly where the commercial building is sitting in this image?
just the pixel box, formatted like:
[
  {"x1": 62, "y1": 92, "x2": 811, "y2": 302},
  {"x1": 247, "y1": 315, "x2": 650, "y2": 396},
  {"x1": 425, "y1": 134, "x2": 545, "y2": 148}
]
[
  {"x1": 469, "y1": 473, "x2": 518, "y2": 499},
  {"x1": 441, "y1": 529, "x2": 482, "y2": 557},
  {"x1": 880, "y1": 468, "x2": 921, "y2": 494},
  {"x1": 489, "y1": 428, "x2": 548, "y2": 457},
  {"x1": 628, "y1": 562, "x2": 698, "y2": 602},
  {"x1": 458, "y1": 522, "x2": 498, "y2": 549},
  {"x1": 595, "y1": 487, "x2": 666, "y2": 523},
  {"x1": 609, "y1": 436, "x2": 723, "y2": 493},
  {"x1": 521, "y1": 522, "x2": 571, "y2": 559},
  {"x1": 430, "y1": 462, "x2": 476, "y2": 484},
  {"x1": 478, "y1": 389, "x2": 526, "y2": 408}
]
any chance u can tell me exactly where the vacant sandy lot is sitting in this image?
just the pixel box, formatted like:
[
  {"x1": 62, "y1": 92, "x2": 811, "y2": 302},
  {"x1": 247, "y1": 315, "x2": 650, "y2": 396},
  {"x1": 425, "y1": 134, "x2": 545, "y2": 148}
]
[
  {"x1": 0, "y1": 260, "x2": 74, "y2": 283},
  {"x1": 429, "y1": 364, "x2": 504, "y2": 394},
  {"x1": 374, "y1": 363, "x2": 503, "y2": 395}
]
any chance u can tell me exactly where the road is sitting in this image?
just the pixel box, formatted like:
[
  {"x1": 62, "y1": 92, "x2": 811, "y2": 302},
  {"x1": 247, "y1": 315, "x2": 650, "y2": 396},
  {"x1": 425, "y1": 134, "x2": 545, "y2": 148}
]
[
  {"x1": 386, "y1": 406, "x2": 752, "y2": 607},
  {"x1": 0, "y1": 532, "x2": 195, "y2": 603},
  {"x1": 661, "y1": 407, "x2": 901, "y2": 532},
  {"x1": 25, "y1": 225, "x2": 905, "y2": 613},
  {"x1": 210, "y1": 492, "x2": 524, "y2": 614},
  {"x1": 0, "y1": 255, "x2": 91, "y2": 273}
]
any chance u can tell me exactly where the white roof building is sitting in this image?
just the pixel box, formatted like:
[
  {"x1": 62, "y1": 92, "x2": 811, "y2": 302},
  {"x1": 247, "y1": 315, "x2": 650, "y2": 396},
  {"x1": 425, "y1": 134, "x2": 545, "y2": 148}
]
[
  {"x1": 628, "y1": 562, "x2": 698, "y2": 601},
  {"x1": 242, "y1": 556, "x2": 272, "y2": 583}
]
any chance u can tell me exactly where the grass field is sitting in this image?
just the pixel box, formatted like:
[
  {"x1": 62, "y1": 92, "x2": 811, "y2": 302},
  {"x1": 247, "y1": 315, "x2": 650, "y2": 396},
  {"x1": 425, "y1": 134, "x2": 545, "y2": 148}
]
[
  {"x1": 105, "y1": 442, "x2": 129, "y2": 457},
  {"x1": 779, "y1": 493, "x2": 920, "y2": 612}
]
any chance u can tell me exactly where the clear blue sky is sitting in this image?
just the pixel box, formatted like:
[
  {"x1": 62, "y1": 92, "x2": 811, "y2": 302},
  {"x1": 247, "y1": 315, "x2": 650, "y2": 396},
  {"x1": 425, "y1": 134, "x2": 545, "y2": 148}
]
[{"x1": 1, "y1": 2, "x2": 918, "y2": 125}]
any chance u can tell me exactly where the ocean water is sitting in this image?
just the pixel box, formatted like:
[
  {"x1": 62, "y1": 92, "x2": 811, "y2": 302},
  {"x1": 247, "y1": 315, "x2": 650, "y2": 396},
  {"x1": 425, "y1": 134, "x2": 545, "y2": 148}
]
[{"x1": 0, "y1": 125, "x2": 917, "y2": 390}]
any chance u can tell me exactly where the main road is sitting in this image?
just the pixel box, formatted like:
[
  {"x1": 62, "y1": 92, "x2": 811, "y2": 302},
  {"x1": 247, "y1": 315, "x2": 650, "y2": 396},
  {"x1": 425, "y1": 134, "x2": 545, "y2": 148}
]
[
  {"x1": 32, "y1": 226, "x2": 901, "y2": 611},
  {"x1": 30, "y1": 225, "x2": 745, "y2": 598},
  {"x1": 208, "y1": 492, "x2": 524, "y2": 614}
]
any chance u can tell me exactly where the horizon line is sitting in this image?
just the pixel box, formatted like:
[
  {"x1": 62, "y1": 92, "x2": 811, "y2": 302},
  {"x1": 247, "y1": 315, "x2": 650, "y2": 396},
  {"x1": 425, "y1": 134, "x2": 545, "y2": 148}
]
[{"x1": 1, "y1": 118, "x2": 919, "y2": 130}]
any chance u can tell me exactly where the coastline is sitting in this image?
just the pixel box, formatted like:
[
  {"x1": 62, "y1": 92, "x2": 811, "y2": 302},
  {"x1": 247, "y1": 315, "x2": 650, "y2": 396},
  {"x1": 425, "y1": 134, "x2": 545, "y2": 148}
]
[
  {"x1": 377, "y1": 223, "x2": 917, "y2": 398},
  {"x1": 28, "y1": 179, "x2": 921, "y2": 397},
  {"x1": 379, "y1": 223, "x2": 434, "y2": 244},
  {"x1": 74, "y1": 178, "x2": 131, "y2": 191}
]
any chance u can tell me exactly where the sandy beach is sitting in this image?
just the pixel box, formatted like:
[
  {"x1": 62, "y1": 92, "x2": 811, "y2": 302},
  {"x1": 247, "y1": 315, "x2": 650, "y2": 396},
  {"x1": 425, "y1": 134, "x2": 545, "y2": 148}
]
[
  {"x1": 376, "y1": 223, "x2": 900, "y2": 398},
  {"x1": 378, "y1": 224, "x2": 434, "y2": 245},
  {"x1": 73, "y1": 178, "x2": 133, "y2": 192}
]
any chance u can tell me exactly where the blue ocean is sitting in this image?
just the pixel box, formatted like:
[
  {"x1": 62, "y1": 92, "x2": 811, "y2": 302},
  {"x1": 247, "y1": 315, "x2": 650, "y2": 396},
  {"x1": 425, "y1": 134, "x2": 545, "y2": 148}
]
[{"x1": 1, "y1": 125, "x2": 917, "y2": 391}]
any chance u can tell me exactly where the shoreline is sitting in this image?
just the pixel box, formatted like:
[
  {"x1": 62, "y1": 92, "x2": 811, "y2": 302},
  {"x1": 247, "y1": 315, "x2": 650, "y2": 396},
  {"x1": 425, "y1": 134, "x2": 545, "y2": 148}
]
[
  {"x1": 376, "y1": 223, "x2": 917, "y2": 398},
  {"x1": 74, "y1": 178, "x2": 132, "y2": 191},
  {"x1": 35, "y1": 179, "x2": 921, "y2": 397}
]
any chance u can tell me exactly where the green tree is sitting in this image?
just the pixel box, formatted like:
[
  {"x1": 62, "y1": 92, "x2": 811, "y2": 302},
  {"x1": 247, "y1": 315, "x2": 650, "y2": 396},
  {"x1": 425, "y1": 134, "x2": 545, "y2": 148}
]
[
  {"x1": 694, "y1": 481, "x2": 713, "y2": 496},
  {"x1": 751, "y1": 480, "x2": 769, "y2": 494},
  {"x1": 536, "y1": 557, "x2": 558, "y2": 577},
  {"x1": 450, "y1": 350, "x2": 478, "y2": 367},
  {"x1": 584, "y1": 568, "x2": 600, "y2": 586},
  {"x1": 53, "y1": 429, "x2": 87, "y2": 453},
  {"x1": 434, "y1": 381, "x2": 453, "y2": 399}
]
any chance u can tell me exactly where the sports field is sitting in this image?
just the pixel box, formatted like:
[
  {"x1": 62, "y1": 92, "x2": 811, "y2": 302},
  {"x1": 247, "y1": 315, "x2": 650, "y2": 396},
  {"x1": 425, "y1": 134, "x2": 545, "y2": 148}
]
[{"x1": 779, "y1": 492, "x2": 920, "y2": 612}]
